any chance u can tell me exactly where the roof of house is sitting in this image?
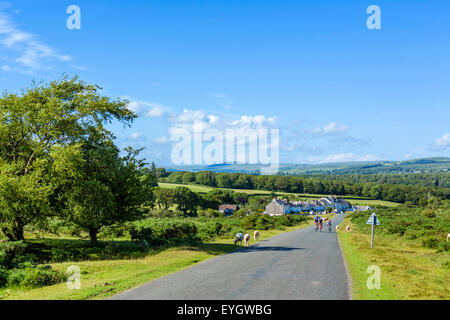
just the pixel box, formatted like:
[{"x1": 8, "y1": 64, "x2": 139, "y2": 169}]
[{"x1": 219, "y1": 204, "x2": 239, "y2": 211}]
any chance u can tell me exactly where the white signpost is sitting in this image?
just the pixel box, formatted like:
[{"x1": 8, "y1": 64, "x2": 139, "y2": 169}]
[{"x1": 366, "y1": 212, "x2": 380, "y2": 249}]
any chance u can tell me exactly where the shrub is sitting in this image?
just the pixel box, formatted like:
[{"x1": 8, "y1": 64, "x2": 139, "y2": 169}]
[
  {"x1": 102, "y1": 243, "x2": 121, "y2": 259},
  {"x1": 240, "y1": 214, "x2": 260, "y2": 230},
  {"x1": 0, "y1": 266, "x2": 8, "y2": 287},
  {"x1": 0, "y1": 241, "x2": 27, "y2": 269},
  {"x1": 7, "y1": 269, "x2": 27, "y2": 287},
  {"x1": 233, "y1": 208, "x2": 251, "y2": 218},
  {"x1": 130, "y1": 225, "x2": 152, "y2": 244},
  {"x1": 437, "y1": 241, "x2": 449, "y2": 252},
  {"x1": 422, "y1": 237, "x2": 438, "y2": 249},
  {"x1": 256, "y1": 215, "x2": 275, "y2": 230},
  {"x1": 386, "y1": 223, "x2": 407, "y2": 235},
  {"x1": 21, "y1": 267, "x2": 65, "y2": 288},
  {"x1": 130, "y1": 219, "x2": 199, "y2": 245},
  {"x1": 14, "y1": 254, "x2": 37, "y2": 269},
  {"x1": 99, "y1": 224, "x2": 129, "y2": 239},
  {"x1": 422, "y1": 209, "x2": 436, "y2": 218},
  {"x1": 8, "y1": 266, "x2": 66, "y2": 288},
  {"x1": 197, "y1": 221, "x2": 223, "y2": 241},
  {"x1": 51, "y1": 248, "x2": 73, "y2": 263}
]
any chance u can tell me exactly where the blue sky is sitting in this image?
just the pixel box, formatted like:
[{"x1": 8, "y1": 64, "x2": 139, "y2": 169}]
[{"x1": 1, "y1": 0, "x2": 449, "y2": 166}]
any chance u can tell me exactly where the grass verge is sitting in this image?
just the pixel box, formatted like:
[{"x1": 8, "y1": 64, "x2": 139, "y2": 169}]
[{"x1": 337, "y1": 217, "x2": 449, "y2": 300}]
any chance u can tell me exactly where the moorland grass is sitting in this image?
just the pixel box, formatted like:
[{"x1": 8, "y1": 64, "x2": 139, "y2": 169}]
[{"x1": 338, "y1": 217, "x2": 449, "y2": 300}]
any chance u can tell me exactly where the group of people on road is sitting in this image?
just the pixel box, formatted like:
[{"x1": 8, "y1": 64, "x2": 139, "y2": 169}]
[{"x1": 314, "y1": 215, "x2": 333, "y2": 232}]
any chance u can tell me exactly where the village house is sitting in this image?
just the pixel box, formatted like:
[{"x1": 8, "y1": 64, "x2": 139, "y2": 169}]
[
  {"x1": 351, "y1": 205, "x2": 374, "y2": 212},
  {"x1": 264, "y1": 196, "x2": 352, "y2": 216},
  {"x1": 263, "y1": 199, "x2": 290, "y2": 216},
  {"x1": 219, "y1": 204, "x2": 239, "y2": 216}
]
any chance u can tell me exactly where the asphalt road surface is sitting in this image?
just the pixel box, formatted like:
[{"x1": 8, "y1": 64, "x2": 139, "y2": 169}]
[{"x1": 111, "y1": 214, "x2": 350, "y2": 300}]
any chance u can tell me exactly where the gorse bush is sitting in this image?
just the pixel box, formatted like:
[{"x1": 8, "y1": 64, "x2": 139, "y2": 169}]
[
  {"x1": 347, "y1": 201, "x2": 450, "y2": 251},
  {"x1": 102, "y1": 243, "x2": 121, "y2": 259},
  {"x1": 130, "y1": 225, "x2": 153, "y2": 244},
  {"x1": 7, "y1": 265, "x2": 66, "y2": 289},
  {"x1": 51, "y1": 248, "x2": 74, "y2": 263},
  {"x1": 0, "y1": 266, "x2": 8, "y2": 287},
  {"x1": 422, "y1": 237, "x2": 438, "y2": 249},
  {"x1": 423, "y1": 209, "x2": 436, "y2": 218},
  {"x1": 240, "y1": 214, "x2": 308, "y2": 231},
  {"x1": 131, "y1": 219, "x2": 199, "y2": 245},
  {"x1": 0, "y1": 241, "x2": 28, "y2": 269}
]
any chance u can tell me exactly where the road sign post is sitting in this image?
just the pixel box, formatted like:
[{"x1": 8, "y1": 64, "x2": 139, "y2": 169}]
[{"x1": 366, "y1": 212, "x2": 380, "y2": 248}]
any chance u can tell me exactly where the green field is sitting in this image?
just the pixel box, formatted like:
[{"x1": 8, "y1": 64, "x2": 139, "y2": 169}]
[{"x1": 158, "y1": 182, "x2": 401, "y2": 207}]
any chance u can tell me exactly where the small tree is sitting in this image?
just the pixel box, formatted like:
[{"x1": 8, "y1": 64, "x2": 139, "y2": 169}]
[
  {"x1": 234, "y1": 192, "x2": 249, "y2": 207},
  {"x1": 154, "y1": 188, "x2": 176, "y2": 210},
  {"x1": 173, "y1": 187, "x2": 199, "y2": 217}
]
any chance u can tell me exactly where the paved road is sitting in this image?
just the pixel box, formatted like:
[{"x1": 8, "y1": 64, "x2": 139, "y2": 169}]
[{"x1": 112, "y1": 214, "x2": 350, "y2": 300}]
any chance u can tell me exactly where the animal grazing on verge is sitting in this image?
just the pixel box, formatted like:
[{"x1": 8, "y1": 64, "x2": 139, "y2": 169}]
[
  {"x1": 254, "y1": 230, "x2": 260, "y2": 241},
  {"x1": 234, "y1": 233, "x2": 244, "y2": 246},
  {"x1": 346, "y1": 225, "x2": 351, "y2": 232},
  {"x1": 244, "y1": 234, "x2": 250, "y2": 246},
  {"x1": 335, "y1": 225, "x2": 339, "y2": 232},
  {"x1": 447, "y1": 233, "x2": 450, "y2": 242}
]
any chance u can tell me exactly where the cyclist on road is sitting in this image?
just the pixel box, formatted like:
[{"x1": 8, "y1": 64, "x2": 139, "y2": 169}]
[
  {"x1": 314, "y1": 216, "x2": 320, "y2": 232},
  {"x1": 327, "y1": 219, "x2": 332, "y2": 232},
  {"x1": 319, "y1": 216, "x2": 323, "y2": 232}
]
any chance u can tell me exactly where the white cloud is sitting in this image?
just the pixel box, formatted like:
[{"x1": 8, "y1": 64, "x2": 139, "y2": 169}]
[
  {"x1": 311, "y1": 122, "x2": 350, "y2": 135},
  {"x1": 208, "y1": 115, "x2": 219, "y2": 124},
  {"x1": 231, "y1": 115, "x2": 277, "y2": 128},
  {"x1": 308, "y1": 153, "x2": 380, "y2": 164},
  {"x1": 126, "y1": 100, "x2": 140, "y2": 113},
  {"x1": 0, "y1": 9, "x2": 72, "y2": 73},
  {"x1": 172, "y1": 109, "x2": 206, "y2": 123},
  {"x1": 431, "y1": 133, "x2": 450, "y2": 150},
  {"x1": 154, "y1": 136, "x2": 170, "y2": 144},
  {"x1": 145, "y1": 105, "x2": 164, "y2": 118},
  {"x1": 125, "y1": 98, "x2": 167, "y2": 118},
  {"x1": 130, "y1": 132, "x2": 144, "y2": 140}
]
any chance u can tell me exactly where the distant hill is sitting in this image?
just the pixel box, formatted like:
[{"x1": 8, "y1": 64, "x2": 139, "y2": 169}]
[{"x1": 166, "y1": 157, "x2": 450, "y2": 175}]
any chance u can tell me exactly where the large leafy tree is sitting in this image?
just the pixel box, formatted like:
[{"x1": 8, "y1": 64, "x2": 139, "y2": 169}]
[
  {"x1": 0, "y1": 77, "x2": 135, "y2": 241},
  {"x1": 52, "y1": 143, "x2": 154, "y2": 244}
]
